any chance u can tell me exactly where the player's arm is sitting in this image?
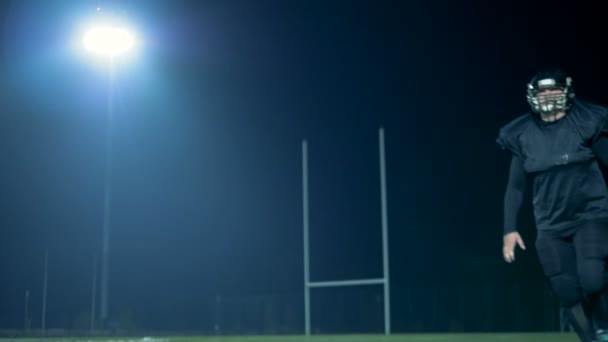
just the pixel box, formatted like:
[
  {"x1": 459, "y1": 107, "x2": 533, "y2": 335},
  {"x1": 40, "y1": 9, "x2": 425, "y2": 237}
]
[
  {"x1": 502, "y1": 155, "x2": 527, "y2": 263},
  {"x1": 504, "y1": 155, "x2": 526, "y2": 234}
]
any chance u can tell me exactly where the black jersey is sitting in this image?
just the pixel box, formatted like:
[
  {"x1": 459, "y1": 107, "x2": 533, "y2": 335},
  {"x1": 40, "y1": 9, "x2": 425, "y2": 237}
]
[{"x1": 497, "y1": 99, "x2": 608, "y2": 231}]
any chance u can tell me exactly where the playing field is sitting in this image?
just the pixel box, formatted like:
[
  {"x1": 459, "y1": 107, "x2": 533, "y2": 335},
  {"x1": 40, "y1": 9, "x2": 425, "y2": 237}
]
[{"x1": 0, "y1": 333, "x2": 580, "y2": 342}]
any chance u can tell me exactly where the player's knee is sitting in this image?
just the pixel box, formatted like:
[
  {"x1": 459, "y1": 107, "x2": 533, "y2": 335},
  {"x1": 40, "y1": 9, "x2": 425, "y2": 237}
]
[
  {"x1": 550, "y1": 274, "x2": 583, "y2": 307},
  {"x1": 578, "y1": 259, "x2": 606, "y2": 295},
  {"x1": 556, "y1": 292, "x2": 582, "y2": 308},
  {"x1": 579, "y1": 274, "x2": 604, "y2": 295}
]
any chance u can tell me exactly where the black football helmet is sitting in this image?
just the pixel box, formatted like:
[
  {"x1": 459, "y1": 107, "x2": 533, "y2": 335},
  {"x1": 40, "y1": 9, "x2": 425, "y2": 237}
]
[{"x1": 526, "y1": 70, "x2": 575, "y2": 115}]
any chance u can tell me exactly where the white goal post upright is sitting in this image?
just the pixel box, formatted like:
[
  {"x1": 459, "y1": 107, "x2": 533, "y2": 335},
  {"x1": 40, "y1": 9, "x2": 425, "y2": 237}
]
[{"x1": 302, "y1": 127, "x2": 391, "y2": 335}]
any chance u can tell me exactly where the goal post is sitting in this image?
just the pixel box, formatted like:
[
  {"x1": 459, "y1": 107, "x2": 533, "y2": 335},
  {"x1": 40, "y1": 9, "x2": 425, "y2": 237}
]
[{"x1": 302, "y1": 127, "x2": 391, "y2": 335}]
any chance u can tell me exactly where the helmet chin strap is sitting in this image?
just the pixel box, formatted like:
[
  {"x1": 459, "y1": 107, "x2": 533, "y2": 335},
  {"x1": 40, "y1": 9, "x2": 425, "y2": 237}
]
[
  {"x1": 539, "y1": 109, "x2": 565, "y2": 122},
  {"x1": 541, "y1": 103, "x2": 556, "y2": 112}
]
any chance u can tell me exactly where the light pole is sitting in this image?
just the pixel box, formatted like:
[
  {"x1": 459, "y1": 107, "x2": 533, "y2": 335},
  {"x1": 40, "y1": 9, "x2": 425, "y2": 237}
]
[
  {"x1": 23, "y1": 290, "x2": 30, "y2": 334},
  {"x1": 83, "y1": 23, "x2": 135, "y2": 328}
]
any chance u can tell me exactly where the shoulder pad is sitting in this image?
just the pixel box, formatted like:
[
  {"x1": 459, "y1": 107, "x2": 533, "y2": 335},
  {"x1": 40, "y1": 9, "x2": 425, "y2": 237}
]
[
  {"x1": 496, "y1": 113, "x2": 533, "y2": 156},
  {"x1": 568, "y1": 99, "x2": 608, "y2": 141}
]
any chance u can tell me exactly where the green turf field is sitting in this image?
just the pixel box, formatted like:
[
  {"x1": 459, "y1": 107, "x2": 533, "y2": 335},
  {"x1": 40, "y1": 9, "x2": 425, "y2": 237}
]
[{"x1": 0, "y1": 333, "x2": 580, "y2": 342}]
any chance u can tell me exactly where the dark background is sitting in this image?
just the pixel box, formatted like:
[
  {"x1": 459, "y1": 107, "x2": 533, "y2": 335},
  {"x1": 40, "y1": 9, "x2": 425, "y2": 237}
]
[{"x1": 1, "y1": 0, "x2": 608, "y2": 334}]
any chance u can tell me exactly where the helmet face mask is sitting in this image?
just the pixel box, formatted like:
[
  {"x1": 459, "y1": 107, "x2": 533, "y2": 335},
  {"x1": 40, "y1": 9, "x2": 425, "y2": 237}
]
[{"x1": 526, "y1": 71, "x2": 575, "y2": 115}]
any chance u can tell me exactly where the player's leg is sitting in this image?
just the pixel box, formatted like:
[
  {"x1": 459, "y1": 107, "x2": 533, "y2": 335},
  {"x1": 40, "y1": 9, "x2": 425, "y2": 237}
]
[
  {"x1": 536, "y1": 229, "x2": 596, "y2": 342},
  {"x1": 575, "y1": 221, "x2": 608, "y2": 340}
]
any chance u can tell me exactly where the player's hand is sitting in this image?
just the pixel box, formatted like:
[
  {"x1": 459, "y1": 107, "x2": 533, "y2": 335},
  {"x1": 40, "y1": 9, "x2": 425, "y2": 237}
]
[{"x1": 503, "y1": 232, "x2": 526, "y2": 263}]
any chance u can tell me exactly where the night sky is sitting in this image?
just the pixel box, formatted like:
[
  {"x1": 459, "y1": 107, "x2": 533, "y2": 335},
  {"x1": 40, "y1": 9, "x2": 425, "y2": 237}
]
[{"x1": 2, "y1": 0, "x2": 608, "y2": 334}]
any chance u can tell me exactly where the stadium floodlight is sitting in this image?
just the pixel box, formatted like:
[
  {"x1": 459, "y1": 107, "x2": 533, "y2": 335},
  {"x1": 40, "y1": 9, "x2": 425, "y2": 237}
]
[{"x1": 83, "y1": 26, "x2": 134, "y2": 57}]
